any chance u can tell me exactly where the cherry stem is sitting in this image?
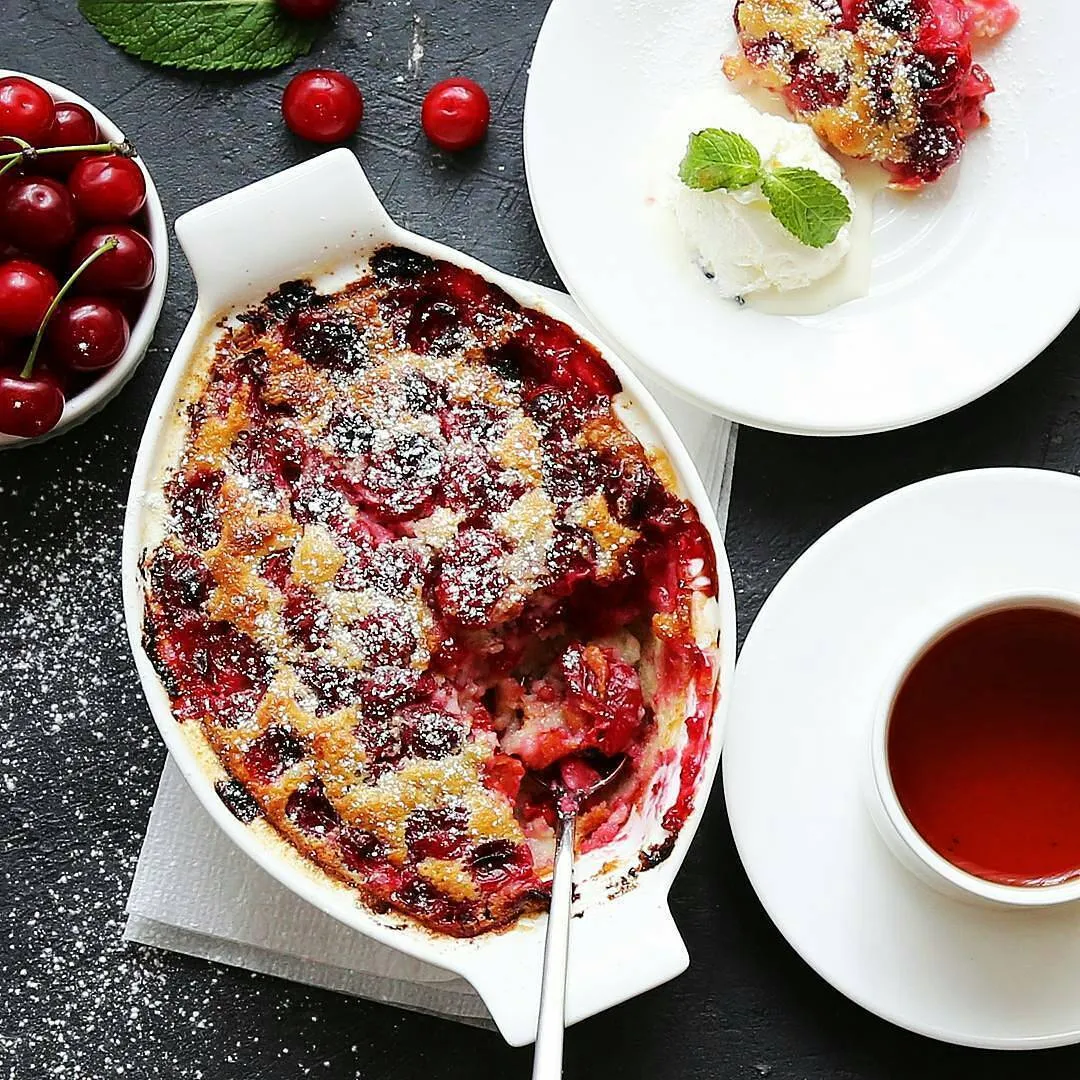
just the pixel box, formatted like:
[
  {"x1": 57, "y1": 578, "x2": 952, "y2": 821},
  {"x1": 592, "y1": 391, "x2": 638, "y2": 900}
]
[
  {"x1": 21, "y1": 236, "x2": 119, "y2": 380},
  {"x1": 0, "y1": 136, "x2": 34, "y2": 179},
  {"x1": 0, "y1": 138, "x2": 136, "y2": 173}
]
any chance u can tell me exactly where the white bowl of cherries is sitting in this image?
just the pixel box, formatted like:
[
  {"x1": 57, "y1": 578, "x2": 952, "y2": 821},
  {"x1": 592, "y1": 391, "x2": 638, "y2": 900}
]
[{"x1": 0, "y1": 71, "x2": 168, "y2": 447}]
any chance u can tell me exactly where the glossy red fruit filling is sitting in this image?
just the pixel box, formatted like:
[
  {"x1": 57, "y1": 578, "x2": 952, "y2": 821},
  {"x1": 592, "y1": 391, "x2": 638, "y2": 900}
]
[
  {"x1": 399, "y1": 704, "x2": 465, "y2": 760},
  {"x1": 147, "y1": 546, "x2": 214, "y2": 614},
  {"x1": 405, "y1": 805, "x2": 470, "y2": 860},
  {"x1": 561, "y1": 644, "x2": 646, "y2": 757},
  {"x1": 358, "y1": 430, "x2": 444, "y2": 518}
]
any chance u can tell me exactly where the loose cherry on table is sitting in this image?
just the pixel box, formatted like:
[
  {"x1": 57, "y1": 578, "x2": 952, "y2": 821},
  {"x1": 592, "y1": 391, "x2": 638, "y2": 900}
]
[
  {"x1": 281, "y1": 69, "x2": 364, "y2": 143},
  {"x1": 0, "y1": 76, "x2": 56, "y2": 146},
  {"x1": 276, "y1": 0, "x2": 340, "y2": 17},
  {"x1": 67, "y1": 154, "x2": 146, "y2": 222},
  {"x1": 421, "y1": 78, "x2": 490, "y2": 152}
]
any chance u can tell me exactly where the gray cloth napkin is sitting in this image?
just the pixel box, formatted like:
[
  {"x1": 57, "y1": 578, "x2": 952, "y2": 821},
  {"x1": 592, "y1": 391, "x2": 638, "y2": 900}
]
[{"x1": 124, "y1": 287, "x2": 737, "y2": 1029}]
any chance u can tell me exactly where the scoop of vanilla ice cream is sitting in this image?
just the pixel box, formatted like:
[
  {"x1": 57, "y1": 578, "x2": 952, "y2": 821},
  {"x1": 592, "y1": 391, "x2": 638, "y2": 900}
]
[{"x1": 661, "y1": 91, "x2": 852, "y2": 297}]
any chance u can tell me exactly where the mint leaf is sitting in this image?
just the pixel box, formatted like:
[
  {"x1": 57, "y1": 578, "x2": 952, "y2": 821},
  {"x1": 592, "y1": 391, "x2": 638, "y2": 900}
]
[
  {"x1": 678, "y1": 128, "x2": 762, "y2": 192},
  {"x1": 78, "y1": 0, "x2": 318, "y2": 72},
  {"x1": 759, "y1": 166, "x2": 851, "y2": 249}
]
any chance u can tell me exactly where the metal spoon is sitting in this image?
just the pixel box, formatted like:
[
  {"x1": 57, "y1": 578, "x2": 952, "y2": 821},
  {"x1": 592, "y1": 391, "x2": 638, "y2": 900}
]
[{"x1": 531, "y1": 755, "x2": 628, "y2": 1080}]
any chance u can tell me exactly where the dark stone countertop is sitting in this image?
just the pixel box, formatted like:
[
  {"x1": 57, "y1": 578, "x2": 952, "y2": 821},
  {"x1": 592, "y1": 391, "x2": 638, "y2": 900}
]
[{"x1": 4, "y1": 1, "x2": 1079, "y2": 1076}]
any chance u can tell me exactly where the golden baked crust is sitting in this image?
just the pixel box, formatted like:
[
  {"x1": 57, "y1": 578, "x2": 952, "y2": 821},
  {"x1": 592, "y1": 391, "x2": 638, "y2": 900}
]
[
  {"x1": 142, "y1": 246, "x2": 720, "y2": 936},
  {"x1": 726, "y1": 0, "x2": 1016, "y2": 187}
]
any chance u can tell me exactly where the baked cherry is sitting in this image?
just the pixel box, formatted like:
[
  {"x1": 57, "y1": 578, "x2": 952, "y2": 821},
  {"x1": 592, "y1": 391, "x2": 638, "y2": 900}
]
[
  {"x1": 0, "y1": 176, "x2": 77, "y2": 253},
  {"x1": 68, "y1": 154, "x2": 146, "y2": 221},
  {"x1": 148, "y1": 547, "x2": 213, "y2": 614},
  {"x1": 434, "y1": 529, "x2": 509, "y2": 627},
  {"x1": 284, "y1": 780, "x2": 340, "y2": 834},
  {"x1": 360, "y1": 430, "x2": 444, "y2": 518},
  {"x1": 277, "y1": 0, "x2": 339, "y2": 17},
  {"x1": 40, "y1": 101, "x2": 100, "y2": 175},
  {"x1": 46, "y1": 296, "x2": 129, "y2": 371},
  {"x1": 0, "y1": 366, "x2": 64, "y2": 437},
  {"x1": 282, "y1": 70, "x2": 364, "y2": 143},
  {"x1": 69, "y1": 225, "x2": 154, "y2": 291},
  {"x1": 244, "y1": 725, "x2": 306, "y2": 782},
  {"x1": 399, "y1": 705, "x2": 464, "y2": 760},
  {"x1": 0, "y1": 76, "x2": 56, "y2": 146},
  {"x1": 404, "y1": 805, "x2": 469, "y2": 860},
  {"x1": 421, "y1": 78, "x2": 490, "y2": 152},
  {"x1": 0, "y1": 259, "x2": 58, "y2": 337}
]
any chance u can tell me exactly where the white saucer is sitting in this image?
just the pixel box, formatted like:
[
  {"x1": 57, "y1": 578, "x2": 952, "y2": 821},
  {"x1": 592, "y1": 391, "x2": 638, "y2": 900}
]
[
  {"x1": 523, "y1": 0, "x2": 1080, "y2": 435},
  {"x1": 723, "y1": 468, "x2": 1080, "y2": 1049}
]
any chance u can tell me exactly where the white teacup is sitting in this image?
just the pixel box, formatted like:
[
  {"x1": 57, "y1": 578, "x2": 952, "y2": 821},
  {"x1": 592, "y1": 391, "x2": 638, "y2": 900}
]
[{"x1": 867, "y1": 590, "x2": 1080, "y2": 909}]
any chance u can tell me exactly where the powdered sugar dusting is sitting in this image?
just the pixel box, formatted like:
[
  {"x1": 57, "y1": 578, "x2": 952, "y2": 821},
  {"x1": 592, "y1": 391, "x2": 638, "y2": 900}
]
[{"x1": 0, "y1": 439, "x2": 430, "y2": 1075}]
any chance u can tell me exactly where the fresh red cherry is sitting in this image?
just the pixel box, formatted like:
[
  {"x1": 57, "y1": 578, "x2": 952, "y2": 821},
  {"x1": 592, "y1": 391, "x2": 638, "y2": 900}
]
[
  {"x1": 69, "y1": 225, "x2": 154, "y2": 291},
  {"x1": 0, "y1": 176, "x2": 77, "y2": 253},
  {"x1": 40, "y1": 101, "x2": 100, "y2": 175},
  {"x1": 0, "y1": 366, "x2": 65, "y2": 437},
  {"x1": 277, "y1": 0, "x2": 339, "y2": 16},
  {"x1": 0, "y1": 259, "x2": 59, "y2": 336},
  {"x1": 47, "y1": 296, "x2": 129, "y2": 372},
  {"x1": 0, "y1": 77, "x2": 56, "y2": 146},
  {"x1": 421, "y1": 78, "x2": 490, "y2": 152},
  {"x1": 68, "y1": 155, "x2": 147, "y2": 222},
  {"x1": 282, "y1": 69, "x2": 363, "y2": 143}
]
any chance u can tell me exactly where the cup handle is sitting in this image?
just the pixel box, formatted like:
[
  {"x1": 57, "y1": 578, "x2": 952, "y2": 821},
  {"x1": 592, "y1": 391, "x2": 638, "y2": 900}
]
[{"x1": 174, "y1": 148, "x2": 394, "y2": 313}]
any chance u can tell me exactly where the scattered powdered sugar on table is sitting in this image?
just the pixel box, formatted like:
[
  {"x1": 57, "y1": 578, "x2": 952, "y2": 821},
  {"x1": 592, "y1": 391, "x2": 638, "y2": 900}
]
[{"x1": 0, "y1": 437, "x2": 463, "y2": 1078}]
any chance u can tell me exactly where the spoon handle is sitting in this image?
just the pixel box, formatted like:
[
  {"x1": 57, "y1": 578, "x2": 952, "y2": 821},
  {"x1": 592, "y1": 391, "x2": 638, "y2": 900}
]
[{"x1": 531, "y1": 810, "x2": 575, "y2": 1080}]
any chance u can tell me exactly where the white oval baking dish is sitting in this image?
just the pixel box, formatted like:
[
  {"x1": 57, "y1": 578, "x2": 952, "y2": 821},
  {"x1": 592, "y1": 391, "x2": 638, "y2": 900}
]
[{"x1": 121, "y1": 149, "x2": 736, "y2": 1046}]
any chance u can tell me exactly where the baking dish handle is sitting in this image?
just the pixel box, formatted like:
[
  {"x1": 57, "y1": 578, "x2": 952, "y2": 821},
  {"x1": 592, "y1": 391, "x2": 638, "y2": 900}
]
[
  {"x1": 461, "y1": 894, "x2": 689, "y2": 1047},
  {"x1": 174, "y1": 148, "x2": 394, "y2": 314}
]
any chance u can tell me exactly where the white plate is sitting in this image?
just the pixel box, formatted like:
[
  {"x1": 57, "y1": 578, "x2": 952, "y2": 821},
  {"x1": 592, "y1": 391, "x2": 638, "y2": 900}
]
[
  {"x1": 724, "y1": 467, "x2": 1080, "y2": 1049},
  {"x1": 523, "y1": 0, "x2": 1080, "y2": 435}
]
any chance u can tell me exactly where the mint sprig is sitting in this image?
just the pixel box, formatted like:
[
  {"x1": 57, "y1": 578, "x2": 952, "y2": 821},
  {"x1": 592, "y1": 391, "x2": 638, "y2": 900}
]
[
  {"x1": 678, "y1": 129, "x2": 761, "y2": 192},
  {"x1": 78, "y1": 0, "x2": 319, "y2": 72},
  {"x1": 679, "y1": 128, "x2": 852, "y2": 249}
]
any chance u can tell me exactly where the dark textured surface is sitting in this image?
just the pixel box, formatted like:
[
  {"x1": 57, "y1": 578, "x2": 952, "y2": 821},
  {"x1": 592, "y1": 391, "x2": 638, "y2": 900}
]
[{"x1": 3, "y1": 1, "x2": 1080, "y2": 1077}]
